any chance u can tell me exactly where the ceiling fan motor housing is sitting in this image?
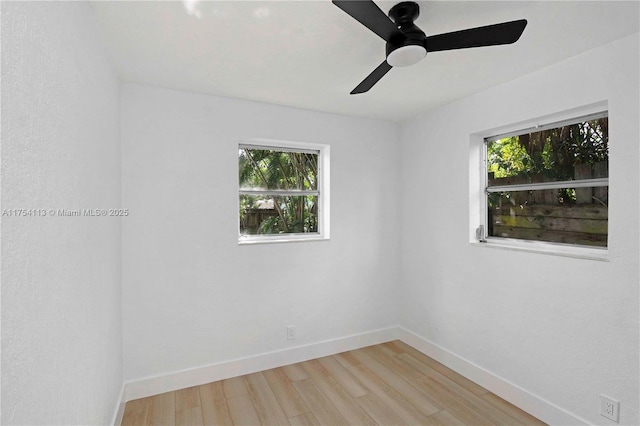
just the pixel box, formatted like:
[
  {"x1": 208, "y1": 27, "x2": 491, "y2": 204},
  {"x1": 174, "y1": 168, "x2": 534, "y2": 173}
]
[{"x1": 386, "y1": 2, "x2": 427, "y2": 66}]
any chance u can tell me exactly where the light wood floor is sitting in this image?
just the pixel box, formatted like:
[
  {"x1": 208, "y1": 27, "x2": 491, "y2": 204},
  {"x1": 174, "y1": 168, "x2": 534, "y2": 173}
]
[{"x1": 122, "y1": 340, "x2": 546, "y2": 425}]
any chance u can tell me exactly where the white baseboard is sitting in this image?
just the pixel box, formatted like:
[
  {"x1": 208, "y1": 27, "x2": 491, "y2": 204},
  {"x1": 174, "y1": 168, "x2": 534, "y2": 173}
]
[
  {"x1": 397, "y1": 327, "x2": 590, "y2": 426},
  {"x1": 111, "y1": 384, "x2": 125, "y2": 426},
  {"x1": 123, "y1": 326, "x2": 399, "y2": 401}
]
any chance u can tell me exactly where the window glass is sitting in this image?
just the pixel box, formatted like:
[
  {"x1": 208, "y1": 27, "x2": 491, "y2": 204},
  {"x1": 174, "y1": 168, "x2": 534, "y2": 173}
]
[
  {"x1": 485, "y1": 115, "x2": 608, "y2": 248},
  {"x1": 239, "y1": 148, "x2": 318, "y2": 191},
  {"x1": 238, "y1": 145, "x2": 322, "y2": 239},
  {"x1": 239, "y1": 194, "x2": 318, "y2": 235}
]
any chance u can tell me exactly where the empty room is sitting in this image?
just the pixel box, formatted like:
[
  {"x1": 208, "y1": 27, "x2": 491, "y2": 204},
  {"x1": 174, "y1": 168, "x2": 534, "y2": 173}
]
[{"x1": 2, "y1": 1, "x2": 639, "y2": 425}]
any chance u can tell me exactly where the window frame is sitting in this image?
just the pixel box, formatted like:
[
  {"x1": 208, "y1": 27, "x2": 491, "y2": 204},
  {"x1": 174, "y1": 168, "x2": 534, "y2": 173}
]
[
  {"x1": 472, "y1": 104, "x2": 609, "y2": 260},
  {"x1": 237, "y1": 138, "x2": 330, "y2": 245}
]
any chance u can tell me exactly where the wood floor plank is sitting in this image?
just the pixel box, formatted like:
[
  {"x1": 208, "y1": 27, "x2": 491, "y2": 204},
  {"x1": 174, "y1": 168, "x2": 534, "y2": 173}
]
[
  {"x1": 345, "y1": 347, "x2": 380, "y2": 366},
  {"x1": 263, "y1": 367, "x2": 309, "y2": 418},
  {"x1": 363, "y1": 344, "x2": 405, "y2": 368},
  {"x1": 201, "y1": 397, "x2": 232, "y2": 425},
  {"x1": 381, "y1": 341, "x2": 405, "y2": 355},
  {"x1": 147, "y1": 392, "x2": 175, "y2": 426},
  {"x1": 175, "y1": 407, "x2": 203, "y2": 426},
  {"x1": 227, "y1": 395, "x2": 261, "y2": 426},
  {"x1": 428, "y1": 409, "x2": 466, "y2": 426},
  {"x1": 244, "y1": 372, "x2": 290, "y2": 425},
  {"x1": 387, "y1": 353, "x2": 504, "y2": 425},
  {"x1": 376, "y1": 353, "x2": 496, "y2": 425},
  {"x1": 390, "y1": 340, "x2": 488, "y2": 395},
  {"x1": 199, "y1": 382, "x2": 232, "y2": 425},
  {"x1": 292, "y1": 379, "x2": 348, "y2": 426},
  {"x1": 300, "y1": 359, "x2": 377, "y2": 425},
  {"x1": 481, "y1": 393, "x2": 547, "y2": 426},
  {"x1": 357, "y1": 355, "x2": 441, "y2": 417},
  {"x1": 121, "y1": 397, "x2": 150, "y2": 426},
  {"x1": 333, "y1": 350, "x2": 362, "y2": 369},
  {"x1": 355, "y1": 392, "x2": 408, "y2": 425},
  {"x1": 282, "y1": 362, "x2": 309, "y2": 382},
  {"x1": 175, "y1": 386, "x2": 203, "y2": 426},
  {"x1": 348, "y1": 363, "x2": 437, "y2": 426},
  {"x1": 393, "y1": 351, "x2": 475, "y2": 393},
  {"x1": 288, "y1": 411, "x2": 320, "y2": 426},
  {"x1": 175, "y1": 386, "x2": 201, "y2": 412},
  {"x1": 414, "y1": 374, "x2": 501, "y2": 425},
  {"x1": 395, "y1": 354, "x2": 525, "y2": 426},
  {"x1": 223, "y1": 376, "x2": 247, "y2": 398},
  {"x1": 199, "y1": 381, "x2": 225, "y2": 400},
  {"x1": 317, "y1": 355, "x2": 370, "y2": 398},
  {"x1": 368, "y1": 347, "x2": 487, "y2": 423}
]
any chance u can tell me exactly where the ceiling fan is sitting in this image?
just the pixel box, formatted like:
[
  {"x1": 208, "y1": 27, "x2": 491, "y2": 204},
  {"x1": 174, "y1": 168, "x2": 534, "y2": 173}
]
[{"x1": 332, "y1": 1, "x2": 527, "y2": 94}]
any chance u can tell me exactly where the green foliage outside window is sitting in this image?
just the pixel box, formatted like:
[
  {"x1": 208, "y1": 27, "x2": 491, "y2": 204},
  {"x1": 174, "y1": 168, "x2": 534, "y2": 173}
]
[
  {"x1": 488, "y1": 118, "x2": 608, "y2": 205},
  {"x1": 239, "y1": 148, "x2": 319, "y2": 235}
]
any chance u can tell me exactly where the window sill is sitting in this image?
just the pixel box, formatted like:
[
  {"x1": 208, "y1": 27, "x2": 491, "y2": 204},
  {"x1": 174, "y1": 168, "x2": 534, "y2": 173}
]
[
  {"x1": 238, "y1": 234, "x2": 329, "y2": 245},
  {"x1": 470, "y1": 238, "x2": 608, "y2": 261}
]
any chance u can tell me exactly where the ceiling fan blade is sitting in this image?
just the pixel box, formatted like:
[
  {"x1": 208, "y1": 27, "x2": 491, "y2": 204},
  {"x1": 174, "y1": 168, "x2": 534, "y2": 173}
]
[
  {"x1": 332, "y1": 0, "x2": 406, "y2": 44},
  {"x1": 425, "y1": 19, "x2": 527, "y2": 52},
  {"x1": 351, "y1": 61, "x2": 392, "y2": 94}
]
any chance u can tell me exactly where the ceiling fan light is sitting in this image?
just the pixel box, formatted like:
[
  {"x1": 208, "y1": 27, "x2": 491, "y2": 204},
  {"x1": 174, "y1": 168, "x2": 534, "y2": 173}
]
[{"x1": 386, "y1": 45, "x2": 426, "y2": 67}]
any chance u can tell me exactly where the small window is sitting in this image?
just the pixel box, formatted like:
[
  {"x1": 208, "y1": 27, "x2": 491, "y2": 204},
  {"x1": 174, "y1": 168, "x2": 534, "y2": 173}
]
[
  {"x1": 480, "y1": 112, "x2": 608, "y2": 249},
  {"x1": 238, "y1": 141, "x2": 329, "y2": 243}
]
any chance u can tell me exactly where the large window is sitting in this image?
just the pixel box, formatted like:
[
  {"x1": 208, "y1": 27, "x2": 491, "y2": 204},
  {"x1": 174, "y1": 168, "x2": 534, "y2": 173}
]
[
  {"x1": 480, "y1": 112, "x2": 608, "y2": 249},
  {"x1": 238, "y1": 140, "x2": 329, "y2": 243}
]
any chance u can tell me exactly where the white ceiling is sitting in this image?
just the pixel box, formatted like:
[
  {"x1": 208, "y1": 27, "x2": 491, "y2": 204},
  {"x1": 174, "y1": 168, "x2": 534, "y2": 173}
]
[{"x1": 92, "y1": 1, "x2": 640, "y2": 122}]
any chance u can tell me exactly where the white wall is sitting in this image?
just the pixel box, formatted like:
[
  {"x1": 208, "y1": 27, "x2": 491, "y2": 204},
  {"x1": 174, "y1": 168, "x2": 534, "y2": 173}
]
[
  {"x1": 1, "y1": 2, "x2": 122, "y2": 424},
  {"x1": 121, "y1": 84, "x2": 401, "y2": 382},
  {"x1": 399, "y1": 33, "x2": 639, "y2": 425}
]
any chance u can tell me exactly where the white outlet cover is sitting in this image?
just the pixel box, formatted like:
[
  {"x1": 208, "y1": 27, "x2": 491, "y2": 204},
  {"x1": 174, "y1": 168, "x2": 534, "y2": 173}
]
[
  {"x1": 287, "y1": 326, "x2": 296, "y2": 340},
  {"x1": 600, "y1": 394, "x2": 619, "y2": 423}
]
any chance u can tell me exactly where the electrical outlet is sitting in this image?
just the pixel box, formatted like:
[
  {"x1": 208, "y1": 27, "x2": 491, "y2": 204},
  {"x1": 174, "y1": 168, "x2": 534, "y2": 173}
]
[
  {"x1": 287, "y1": 326, "x2": 296, "y2": 340},
  {"x1": 600, "y1": 394, "x2": 619, "y2": 422}
]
